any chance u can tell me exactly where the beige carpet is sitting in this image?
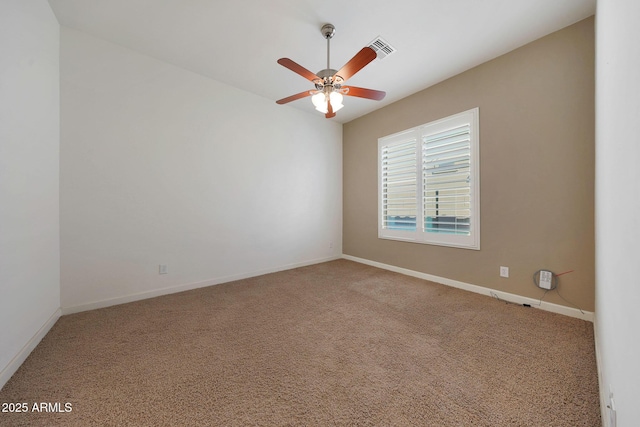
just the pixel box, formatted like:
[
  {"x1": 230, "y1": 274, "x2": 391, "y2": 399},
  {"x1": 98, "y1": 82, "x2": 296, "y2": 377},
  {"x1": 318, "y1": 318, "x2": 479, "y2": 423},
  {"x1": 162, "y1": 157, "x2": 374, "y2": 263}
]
[{"x1": 0, "y1": 260, "x2": 600, "y2": 426}]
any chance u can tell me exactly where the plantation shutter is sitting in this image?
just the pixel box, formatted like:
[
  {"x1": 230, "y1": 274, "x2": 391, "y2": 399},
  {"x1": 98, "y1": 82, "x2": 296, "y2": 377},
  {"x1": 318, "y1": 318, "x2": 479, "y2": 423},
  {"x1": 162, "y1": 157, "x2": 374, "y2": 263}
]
[
  {"x1": 422, "y1": 124, "x2": 471, "y2": 235},
  {"x1": 378, "y1": 108, "x2": 479, "y2": 249},
  {"x1": 381, "y1": 138, "x2": 417, "y2": 231}
]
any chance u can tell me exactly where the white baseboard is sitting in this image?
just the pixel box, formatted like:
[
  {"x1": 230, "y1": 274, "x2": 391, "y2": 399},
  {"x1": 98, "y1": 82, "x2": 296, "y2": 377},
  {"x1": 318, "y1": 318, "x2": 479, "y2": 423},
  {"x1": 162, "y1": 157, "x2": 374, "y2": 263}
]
[
  {"x1": 593, "y1": 315, "x2": 609, "y2": 427},
  {"x1": 0, "y1": 308, "x2": 61, "y2": 391},
  {"x1": 62, "y1": 255, "x2": 342, "y2": 315},
  {"x1": 342, "y1": 254, "x2": 594, "y2": 322}
]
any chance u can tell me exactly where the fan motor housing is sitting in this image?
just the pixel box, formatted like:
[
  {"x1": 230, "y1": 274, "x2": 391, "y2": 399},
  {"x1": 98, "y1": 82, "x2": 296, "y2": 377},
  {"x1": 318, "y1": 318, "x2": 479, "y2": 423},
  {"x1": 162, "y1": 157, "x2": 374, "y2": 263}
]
[{"x1": 316, "y1": 69, "x2": 337, "y2": 79}]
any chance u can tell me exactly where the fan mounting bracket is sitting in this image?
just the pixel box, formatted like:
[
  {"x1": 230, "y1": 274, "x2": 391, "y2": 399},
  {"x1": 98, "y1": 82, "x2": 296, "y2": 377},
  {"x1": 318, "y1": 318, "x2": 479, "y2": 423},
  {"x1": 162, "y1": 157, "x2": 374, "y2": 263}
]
[{"x1": 321, "y1": 24, "x2": 335, "y2": 40}]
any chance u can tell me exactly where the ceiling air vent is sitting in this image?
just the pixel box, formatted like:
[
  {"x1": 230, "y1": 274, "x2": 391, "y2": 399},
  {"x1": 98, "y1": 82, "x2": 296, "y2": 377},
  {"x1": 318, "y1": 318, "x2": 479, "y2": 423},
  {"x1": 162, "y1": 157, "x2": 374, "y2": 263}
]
[{"x1": 368, "y1": 36, "x2": 396, "y2": 59}]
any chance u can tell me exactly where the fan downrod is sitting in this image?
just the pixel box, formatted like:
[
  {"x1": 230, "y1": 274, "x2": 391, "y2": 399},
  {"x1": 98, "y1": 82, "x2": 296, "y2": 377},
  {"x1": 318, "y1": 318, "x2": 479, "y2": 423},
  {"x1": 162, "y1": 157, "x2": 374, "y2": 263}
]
[{"x1": 317, "y1": 24, "x2": 338, "y2": 86}]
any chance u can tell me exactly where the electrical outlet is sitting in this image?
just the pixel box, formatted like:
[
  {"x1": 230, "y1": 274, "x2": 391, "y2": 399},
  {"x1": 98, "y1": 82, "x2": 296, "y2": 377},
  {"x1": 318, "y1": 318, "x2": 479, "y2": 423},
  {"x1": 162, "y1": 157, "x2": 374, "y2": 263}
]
[
  {"x1": 159, "y1": 264, "x2": 168, "y2": 275},
  {"x1": 500, "y1": 266, "x2": 509, "y2": 278},
  {"x1": 608, "y1": 387, "x2": 617, "y2": 427}
]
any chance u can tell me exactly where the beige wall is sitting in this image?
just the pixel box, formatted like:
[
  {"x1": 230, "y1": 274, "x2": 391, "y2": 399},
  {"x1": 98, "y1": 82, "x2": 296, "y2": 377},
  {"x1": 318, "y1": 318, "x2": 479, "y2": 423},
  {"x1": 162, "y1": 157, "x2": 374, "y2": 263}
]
[{"x1": 343, "y1": 17, "x2": 595, "y2": 311}]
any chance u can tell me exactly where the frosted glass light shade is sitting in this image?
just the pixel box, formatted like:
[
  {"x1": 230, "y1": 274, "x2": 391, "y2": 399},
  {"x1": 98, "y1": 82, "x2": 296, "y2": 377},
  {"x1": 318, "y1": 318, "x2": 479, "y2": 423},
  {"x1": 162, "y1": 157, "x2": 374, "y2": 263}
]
[
  {"x1": 311, "y1": 91, "x2": 344, "y2": 114},
  {"x1": 312, "y1": 92, "x2": 327, "y2": 113},
  {"x1": 330, "y1": 92, "x2": 344, "y2": 112}
]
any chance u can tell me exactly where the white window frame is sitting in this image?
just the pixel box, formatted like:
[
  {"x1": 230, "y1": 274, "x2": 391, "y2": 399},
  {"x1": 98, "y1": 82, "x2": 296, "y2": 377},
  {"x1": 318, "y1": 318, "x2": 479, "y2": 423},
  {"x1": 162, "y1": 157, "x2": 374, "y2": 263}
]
[{"x1": 378, "y1": 108, "x2": 480, "y2": 250}]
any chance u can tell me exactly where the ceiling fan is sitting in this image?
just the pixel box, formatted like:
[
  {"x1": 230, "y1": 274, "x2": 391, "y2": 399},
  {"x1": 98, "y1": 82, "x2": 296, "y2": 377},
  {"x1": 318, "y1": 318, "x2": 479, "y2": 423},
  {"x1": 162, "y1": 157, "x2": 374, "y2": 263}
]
[{"x1": 276, "y1": 23, "x2": 386, "y2": 119}]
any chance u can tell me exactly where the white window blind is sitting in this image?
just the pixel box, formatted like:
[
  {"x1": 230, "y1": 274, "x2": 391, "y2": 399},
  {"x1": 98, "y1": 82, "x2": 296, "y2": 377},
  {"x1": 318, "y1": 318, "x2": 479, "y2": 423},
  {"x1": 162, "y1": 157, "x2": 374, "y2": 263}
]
[
  {"x1": 381, "y1": 136, "x2": 417, "y2": 231},
  {"x1": 422, "y1": 124, "x2": 471, "y2": 236},
  {"x1": 378, "y1": 108, "x2": 480, "y2": 249}
]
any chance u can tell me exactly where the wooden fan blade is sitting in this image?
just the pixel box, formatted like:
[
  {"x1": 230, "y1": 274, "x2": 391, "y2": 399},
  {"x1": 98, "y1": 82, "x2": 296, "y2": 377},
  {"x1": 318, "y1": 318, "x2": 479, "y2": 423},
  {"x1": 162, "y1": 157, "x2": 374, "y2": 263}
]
[
  {"x1": 325, "y1": 99, "x2": 336, "y2": 118},
  {"x1": 333, "y1": 47, "x2": 377, "y2": 83},
  {"x1": 276, "y1": 90, "x2": 313, "y2": 105},
  {"x1": 277, "y1": 58, "x2": 321, "y2": 82},
  {"x1": 343, "y1": 86, "x2": 386, "y2": 101}
]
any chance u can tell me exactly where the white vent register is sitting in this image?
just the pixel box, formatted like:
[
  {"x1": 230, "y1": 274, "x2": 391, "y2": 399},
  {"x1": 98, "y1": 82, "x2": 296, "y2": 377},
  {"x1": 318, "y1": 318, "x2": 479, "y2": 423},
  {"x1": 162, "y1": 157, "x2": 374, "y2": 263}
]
[{"x1": 368, "y1": 36, "x2": 396, "y2": 59}]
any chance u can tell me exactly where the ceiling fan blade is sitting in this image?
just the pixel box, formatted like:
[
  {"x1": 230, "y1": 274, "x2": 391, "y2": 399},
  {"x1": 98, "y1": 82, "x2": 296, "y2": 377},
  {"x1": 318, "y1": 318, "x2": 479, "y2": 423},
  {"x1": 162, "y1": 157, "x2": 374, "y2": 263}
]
[
  {"x1": 276, "y1": 90, "x2": 314, "y2": 105},
  {"x1": 277, "y1": 58, "x2": 321, "y2": 82},
  {"x1": 343, "y1": 86, "x2": 386, "y2": 101},
  {"x1": 325, "y1": 99, "x2": 336, "y2": 118},
  {"x1": 333, "y1": 47, "x2": 377, "y2": 83}
]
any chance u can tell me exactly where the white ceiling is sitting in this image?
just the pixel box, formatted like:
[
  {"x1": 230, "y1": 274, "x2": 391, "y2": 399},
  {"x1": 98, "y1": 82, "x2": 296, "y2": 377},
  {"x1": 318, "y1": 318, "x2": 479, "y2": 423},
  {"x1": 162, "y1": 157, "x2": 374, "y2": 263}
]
[{"x1": 48, "y1": 0, "x2": 596, "y2": 123}]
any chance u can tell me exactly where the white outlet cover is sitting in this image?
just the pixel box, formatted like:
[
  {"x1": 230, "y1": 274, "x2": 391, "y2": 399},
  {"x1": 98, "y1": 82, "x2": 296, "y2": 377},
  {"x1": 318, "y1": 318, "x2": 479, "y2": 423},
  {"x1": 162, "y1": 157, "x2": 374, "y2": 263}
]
[
  {"x1": 609, "y1": 397, "x2": 616, "y2": 427},
  {"x1": 500, "y1": 266, "x2": 509, "y2": 278}
]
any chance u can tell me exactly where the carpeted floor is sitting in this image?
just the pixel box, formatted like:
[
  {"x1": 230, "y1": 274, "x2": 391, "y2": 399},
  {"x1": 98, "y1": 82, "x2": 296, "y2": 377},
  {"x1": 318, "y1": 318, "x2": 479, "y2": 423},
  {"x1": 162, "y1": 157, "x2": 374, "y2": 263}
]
[{"x1": 0, "y1": 260, "x2": 600, "y2": 426}]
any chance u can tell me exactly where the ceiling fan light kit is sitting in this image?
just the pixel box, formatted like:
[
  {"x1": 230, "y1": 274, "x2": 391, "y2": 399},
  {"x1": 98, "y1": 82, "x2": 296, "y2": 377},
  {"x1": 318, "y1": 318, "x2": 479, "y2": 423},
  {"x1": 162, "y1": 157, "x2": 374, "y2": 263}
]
[
  {"x1": 312, "y1": 91, "x2": 344, "y2": 114},
  {"x1": 276, "y1": 23, "x2": 386, "y2": 119}
]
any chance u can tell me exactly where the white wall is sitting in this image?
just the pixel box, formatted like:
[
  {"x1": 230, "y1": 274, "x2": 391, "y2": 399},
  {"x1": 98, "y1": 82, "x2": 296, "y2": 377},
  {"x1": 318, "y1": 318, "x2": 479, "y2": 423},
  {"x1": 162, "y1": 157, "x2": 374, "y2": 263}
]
[
  {"x1": 595, "y1": 0, "x2": 640, "y2": 425},
  {"x1": 0, "y1": 0, "x2": 61, "y2": 389},
  {"x1": 60, "y1": 28, "x2": 343, "y2": 312}
]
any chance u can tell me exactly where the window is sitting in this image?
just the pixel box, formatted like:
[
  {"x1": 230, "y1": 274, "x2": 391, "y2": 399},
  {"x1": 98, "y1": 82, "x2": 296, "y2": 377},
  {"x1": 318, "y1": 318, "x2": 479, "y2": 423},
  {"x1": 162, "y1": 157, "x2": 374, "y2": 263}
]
[{"x1": 378, "y1": 108, "x2": 480, "y2": 249}]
